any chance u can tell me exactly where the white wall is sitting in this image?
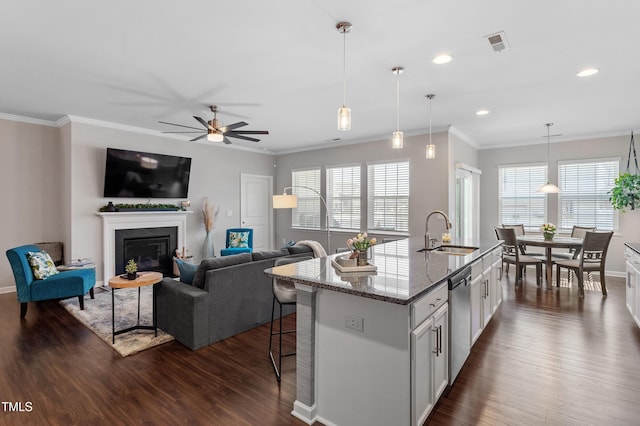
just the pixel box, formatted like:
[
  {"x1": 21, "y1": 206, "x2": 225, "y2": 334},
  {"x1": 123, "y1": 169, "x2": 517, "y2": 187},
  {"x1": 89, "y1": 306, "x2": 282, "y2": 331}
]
[
  {"x1": 0, "y1": 118, "x2": 64, "y2": 292},
  {"x1": 479, "y1": 134, "x2": 634, "y2": 274}
]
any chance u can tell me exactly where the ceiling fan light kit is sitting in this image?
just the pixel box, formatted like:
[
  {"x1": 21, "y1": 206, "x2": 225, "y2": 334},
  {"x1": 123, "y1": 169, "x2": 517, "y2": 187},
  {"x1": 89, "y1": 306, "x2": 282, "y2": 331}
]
[
  {"x1": 392, "y1": 66, "x2": 404, "y2": 149},
  {"x1": 337, "y1": 21, "x2": 352, "y2": 131}
]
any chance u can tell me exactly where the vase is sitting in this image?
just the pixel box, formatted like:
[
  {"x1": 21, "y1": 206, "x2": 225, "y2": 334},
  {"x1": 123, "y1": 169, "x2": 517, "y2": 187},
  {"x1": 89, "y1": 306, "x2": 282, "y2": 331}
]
[
  {"x1": 543, "y1": 231, "x2": 555, "y2": 241},
  {"x1": 357, "y1": 250, "x2": 369, "y2": 266},
  {"x1": 126, "y1": 272, "x2": 137, "y2": 280},
  {"x1": 202, "y1": 230, "x2": 215, "y2": 259}
]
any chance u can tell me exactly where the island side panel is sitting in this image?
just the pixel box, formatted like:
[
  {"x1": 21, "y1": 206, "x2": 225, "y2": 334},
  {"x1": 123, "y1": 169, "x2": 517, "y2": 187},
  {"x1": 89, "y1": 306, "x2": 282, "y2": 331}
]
[
  {"x1": 315, "y1": 288, "x2": 412, "y2": 426},
  {"x1": 293, "y1": 283, "x2": 318, "y2": 424}
]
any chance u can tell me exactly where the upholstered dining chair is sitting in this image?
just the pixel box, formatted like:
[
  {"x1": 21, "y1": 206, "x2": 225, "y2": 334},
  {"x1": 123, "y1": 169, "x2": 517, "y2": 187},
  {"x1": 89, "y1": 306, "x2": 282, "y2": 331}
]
[
  {"x1": 555, "y1": 231, "x2": 613, "y2": 297},
  {"x1": 268, "y1": 256, "x2": 312, "y2": 381},
  {"x1": 552, "y1": 225, "x2": 597, "y2": 261},
  {"x1": 220, "y1": 228, "x2": 253, "y2": 256},
  {"x1": 6, "y1": 244, "x2": 95, "y2": 318},
  {"x1": 495, "y1": 227, "x2": 544, "y2": 285}
]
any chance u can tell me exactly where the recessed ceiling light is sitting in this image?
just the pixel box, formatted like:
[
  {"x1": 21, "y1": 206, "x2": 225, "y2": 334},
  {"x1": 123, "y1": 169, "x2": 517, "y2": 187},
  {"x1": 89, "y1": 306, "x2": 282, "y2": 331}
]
[
  {"x1": 432, "y1": 54, "x2": 452, "y2": 65},
  {"x1": 476, "y1": 109, "x2": 490, "y2": 116},
  {"x1": 577, "y1": 68, "x2": 599, "y2": 77}
]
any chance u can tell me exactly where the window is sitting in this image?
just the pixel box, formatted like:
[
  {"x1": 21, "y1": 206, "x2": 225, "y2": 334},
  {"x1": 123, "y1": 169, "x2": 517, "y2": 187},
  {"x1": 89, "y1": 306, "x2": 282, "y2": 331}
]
[
  {"x1": 498, "y1": 164, "x2": 547, "y2": 231},
  {"x1": 558, "y1": 159, "x2": 619, "y2": 231},
  {"x1": 367, "y1": 161, "x2": 410, "y2": 233},
  {"x1": 291, "y1": 168, "x2": 321, "y2": 229},
  {"x1": 327, "y1": 165, "x2": 361, "y2": 230}
]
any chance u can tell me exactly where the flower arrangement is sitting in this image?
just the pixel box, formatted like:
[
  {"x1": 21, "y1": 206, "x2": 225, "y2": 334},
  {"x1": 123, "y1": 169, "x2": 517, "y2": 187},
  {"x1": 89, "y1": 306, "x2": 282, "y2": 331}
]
[
  {"x1": 347, "y1": 233, "x2": 377, "y2": 253},
  {"x1": 541, "y1": 223, "x2": 557, "y2": 233},
  {"x1": 125, "y1": 259, "x2": 138, "y2": 274},
  {"x1": 202, "y1": 197, "x2": 219, "y2": 232}
]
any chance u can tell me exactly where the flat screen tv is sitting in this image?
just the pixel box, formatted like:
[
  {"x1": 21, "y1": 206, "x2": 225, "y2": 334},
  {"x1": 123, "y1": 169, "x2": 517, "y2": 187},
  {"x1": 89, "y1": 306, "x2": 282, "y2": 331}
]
[{"x1": 103, "y1": 148, "x2": 191, "y2": 198}]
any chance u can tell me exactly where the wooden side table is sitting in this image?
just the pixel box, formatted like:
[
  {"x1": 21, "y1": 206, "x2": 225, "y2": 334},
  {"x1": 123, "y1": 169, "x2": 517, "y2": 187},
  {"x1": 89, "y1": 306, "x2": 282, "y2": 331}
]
[{"x1": 108, "y1": 271, "x2": 163, "y2": 343}]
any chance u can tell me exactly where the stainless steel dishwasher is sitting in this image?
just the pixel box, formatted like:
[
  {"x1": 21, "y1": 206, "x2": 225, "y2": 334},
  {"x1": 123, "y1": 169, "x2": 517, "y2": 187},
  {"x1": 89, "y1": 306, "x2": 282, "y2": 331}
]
[{"x1": 448, "y1": 266, "x2": 471, "y2": 385}]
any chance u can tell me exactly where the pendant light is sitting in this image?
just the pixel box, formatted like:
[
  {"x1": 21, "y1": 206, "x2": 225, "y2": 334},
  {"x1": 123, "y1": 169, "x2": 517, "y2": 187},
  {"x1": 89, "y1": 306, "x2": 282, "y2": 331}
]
[
  {"x1": 337, "y1": 22, "x2": 352, "y2": 131},
  {"x1": 538, "y1": 122, "x2": 560, "y2": 193},
  {"x1": 391, "y1": 66, "x2": 404, "y2": 149},
  {"x1": 425, "y1": 94, "x2": 436, "y2": 159}
]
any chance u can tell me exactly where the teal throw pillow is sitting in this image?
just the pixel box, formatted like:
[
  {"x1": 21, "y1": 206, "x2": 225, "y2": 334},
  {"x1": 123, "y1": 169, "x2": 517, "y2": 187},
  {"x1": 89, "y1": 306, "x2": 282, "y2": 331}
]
[
  {"x1": 228, "y1": 231, "x2": 249, "y2": 248},
  {"x1": 175, "y1": 257, "x2": 197, "y2": 285},
  {"x1": 27, "y1": 251, "x2": 59, "y2": 280}
]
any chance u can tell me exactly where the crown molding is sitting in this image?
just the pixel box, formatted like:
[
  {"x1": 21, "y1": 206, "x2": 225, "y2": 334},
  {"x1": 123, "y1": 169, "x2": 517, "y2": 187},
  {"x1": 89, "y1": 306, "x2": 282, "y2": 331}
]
[
  {"x1": 0, "y1": 112, "x2": 59, "y2": 127},
  {"x1": 448, "y1": 125, "x2": 479, "y2": 149}
]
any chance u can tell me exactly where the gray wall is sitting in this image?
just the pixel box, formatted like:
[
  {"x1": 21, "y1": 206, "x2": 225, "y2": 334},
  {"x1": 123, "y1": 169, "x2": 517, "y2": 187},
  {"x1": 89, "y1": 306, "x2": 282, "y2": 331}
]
[
  {"x1": 273, "y1": 131, "x2": 457, "y2": 253},
  {"x1": 479, "y1": 134, "x2": 634, "y2": 274}
]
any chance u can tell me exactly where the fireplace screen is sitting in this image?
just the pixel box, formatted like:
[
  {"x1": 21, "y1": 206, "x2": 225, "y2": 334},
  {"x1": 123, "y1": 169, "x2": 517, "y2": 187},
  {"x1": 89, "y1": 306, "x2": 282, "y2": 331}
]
[{"x1": 115, "y1": 227, "x2": 177, "y2": 276}]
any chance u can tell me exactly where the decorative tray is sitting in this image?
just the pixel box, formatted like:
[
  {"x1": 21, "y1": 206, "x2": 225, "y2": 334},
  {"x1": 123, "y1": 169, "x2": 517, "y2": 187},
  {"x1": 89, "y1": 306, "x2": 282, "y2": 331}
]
[{"x1": 331, "y1": 258, "x2": 377, "y2": 273}]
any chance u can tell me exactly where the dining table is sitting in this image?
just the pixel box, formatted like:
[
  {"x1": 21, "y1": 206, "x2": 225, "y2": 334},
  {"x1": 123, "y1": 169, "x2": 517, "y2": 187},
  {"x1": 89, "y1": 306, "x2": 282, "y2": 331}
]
[{"x1": 516, "y1": 235, "x2": 583, "y2": 288}]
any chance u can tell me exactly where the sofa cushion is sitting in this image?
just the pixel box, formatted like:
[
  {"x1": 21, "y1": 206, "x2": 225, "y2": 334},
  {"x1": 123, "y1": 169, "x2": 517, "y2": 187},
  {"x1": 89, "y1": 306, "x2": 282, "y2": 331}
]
[
  {"x1": 175, "y1": 257, "x2": 198, "y2": 285},
  {"x1": 287, "y1": 244, "x2": 314, "y2": 255},
  {"x1": 251, "y1": 249, "x2": 288, "y2": 261},
  {"x1": 228, "y1": 231, "x2": 250, "y2": 248},
  {"x1": 192, "y1": 253, "x2": 253, "y2": 289},
  {"x1": 27, "y1": 251, "x2": 59, "y2": 280}
]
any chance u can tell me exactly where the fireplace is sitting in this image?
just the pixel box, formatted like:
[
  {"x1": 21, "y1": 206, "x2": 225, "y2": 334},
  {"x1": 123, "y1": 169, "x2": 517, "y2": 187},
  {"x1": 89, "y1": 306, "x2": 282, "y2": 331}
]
[{"x1": 115, "y1": 227, "x2": 177, "y2": 276}]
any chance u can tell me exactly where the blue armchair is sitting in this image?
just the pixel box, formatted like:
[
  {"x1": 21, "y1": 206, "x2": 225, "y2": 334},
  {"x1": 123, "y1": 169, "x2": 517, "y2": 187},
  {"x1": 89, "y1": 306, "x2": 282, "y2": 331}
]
[
  {"x1": 6, "y1": 244, "x2": 95, "y2": 318},
  {"x1": 220, "y1": 228, "x2": 254, "y2": 256}
]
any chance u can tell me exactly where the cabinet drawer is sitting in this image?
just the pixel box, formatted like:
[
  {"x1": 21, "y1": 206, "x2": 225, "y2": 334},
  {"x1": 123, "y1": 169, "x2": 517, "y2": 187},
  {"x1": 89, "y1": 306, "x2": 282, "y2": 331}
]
[
  {"x1": 412, "y1": 283, "x2": 448, "y2": 329},
  {"x1": 471, "y1": 259, "x2": 484, "y2": 279},
  {"x1": 492, "y1": 247, "x2": 503, "y2": 263}
]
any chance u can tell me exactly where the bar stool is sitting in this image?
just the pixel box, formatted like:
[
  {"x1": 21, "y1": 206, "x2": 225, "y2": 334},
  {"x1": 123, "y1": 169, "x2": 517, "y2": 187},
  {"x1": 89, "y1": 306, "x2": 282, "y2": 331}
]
[{"x1": 268, "y1": 256, "x2": 311, "y2": 381}]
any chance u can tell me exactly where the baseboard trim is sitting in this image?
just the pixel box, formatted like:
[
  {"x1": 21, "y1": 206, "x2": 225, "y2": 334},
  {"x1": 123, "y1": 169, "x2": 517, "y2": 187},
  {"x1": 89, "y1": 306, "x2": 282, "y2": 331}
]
[
  {"x1": 291, "y1": 401, "x2": 317, "y2": 425},
  {"x1": 0, "y1": 286, "x2": 15, "y2": 295}
]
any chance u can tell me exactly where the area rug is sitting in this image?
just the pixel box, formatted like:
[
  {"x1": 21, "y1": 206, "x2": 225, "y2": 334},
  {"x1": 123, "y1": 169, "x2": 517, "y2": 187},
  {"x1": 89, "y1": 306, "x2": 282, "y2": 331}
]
[{"x1": 60, "y1": 286, "x2": 174, "y2": 357}]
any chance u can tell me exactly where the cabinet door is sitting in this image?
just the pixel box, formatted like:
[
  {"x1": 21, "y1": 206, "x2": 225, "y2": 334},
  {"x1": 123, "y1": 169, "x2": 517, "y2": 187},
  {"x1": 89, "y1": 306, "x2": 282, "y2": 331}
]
[
  {"x1": 491, "y1": 259, "x2": 503, "y2": 312},
  {"x1": 431, "y1": 303, "x2": 449, "y2": 402},
  {"x1": 411, "y1": 317, "x2": 434, "y2": 426},
  {"x1": 626, "y1": 261, "x2": 636, "y2": 317},
  {"x1": 470, "y1": 274, "x2": 483, "y2": 345},
  {"x1": 482, "y1": 267, "x2": 492, "y2": 327}
]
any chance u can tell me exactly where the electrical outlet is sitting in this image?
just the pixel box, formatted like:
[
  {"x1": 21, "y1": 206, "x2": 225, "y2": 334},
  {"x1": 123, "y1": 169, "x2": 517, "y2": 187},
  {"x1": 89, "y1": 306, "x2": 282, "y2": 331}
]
[
  {"x1": 226, "y1": 210, "x2": 233, "y2": 217},
  {"x1": 344, "y1": 315, "x2": 364, "y2": 332}
]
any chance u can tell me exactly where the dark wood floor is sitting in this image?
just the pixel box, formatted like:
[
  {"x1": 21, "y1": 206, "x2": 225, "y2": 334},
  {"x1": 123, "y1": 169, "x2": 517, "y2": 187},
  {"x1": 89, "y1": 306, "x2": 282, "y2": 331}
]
[{"x1": 1, "y1": 271, "x2": 640, "y2": 425}]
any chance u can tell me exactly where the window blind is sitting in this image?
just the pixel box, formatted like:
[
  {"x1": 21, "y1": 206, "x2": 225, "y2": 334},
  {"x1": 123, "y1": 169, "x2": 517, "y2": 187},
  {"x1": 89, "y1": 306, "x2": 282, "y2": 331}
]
[
  {"x1": 327, "y1": 165, "x2": 361, "y2": 230},
  {"x1": 367, "y1": 161, "x2": 410, "y2": 233},
  {"x1": 558, "y1": 159, "x2": 619, "y2": 231},
  {"x1": 291, "y1": 168, "x2": 321, "y2": 229},
  {"x1": 498, "y1": 164, "x2": 547, "y2": 231}
]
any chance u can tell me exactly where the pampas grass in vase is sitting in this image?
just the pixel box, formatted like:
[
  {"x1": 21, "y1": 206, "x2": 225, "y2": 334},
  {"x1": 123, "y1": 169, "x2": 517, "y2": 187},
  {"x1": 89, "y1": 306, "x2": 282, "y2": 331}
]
[{"x1": 202, "y1": 197, "x2": 219, "y2": 259}]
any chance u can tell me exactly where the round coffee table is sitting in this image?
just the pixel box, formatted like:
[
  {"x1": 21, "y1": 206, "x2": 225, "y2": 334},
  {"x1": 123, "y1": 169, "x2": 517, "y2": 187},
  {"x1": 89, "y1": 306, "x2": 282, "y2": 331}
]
[{"x1": 108, "y1": 271, "x2": 163, "y2": 343}]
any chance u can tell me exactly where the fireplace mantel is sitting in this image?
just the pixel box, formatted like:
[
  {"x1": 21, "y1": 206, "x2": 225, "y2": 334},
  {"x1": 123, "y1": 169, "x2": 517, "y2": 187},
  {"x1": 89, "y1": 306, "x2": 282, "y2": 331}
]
[{"x1": 97, "y1": 211, "x2": 192, "y2": 286}]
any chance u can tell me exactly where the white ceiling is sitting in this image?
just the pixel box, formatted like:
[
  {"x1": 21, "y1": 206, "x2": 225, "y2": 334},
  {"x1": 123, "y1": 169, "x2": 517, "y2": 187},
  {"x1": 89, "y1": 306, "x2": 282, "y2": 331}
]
[{"x1": 2, "y1": 1, "x2": 640, "y2": 153}]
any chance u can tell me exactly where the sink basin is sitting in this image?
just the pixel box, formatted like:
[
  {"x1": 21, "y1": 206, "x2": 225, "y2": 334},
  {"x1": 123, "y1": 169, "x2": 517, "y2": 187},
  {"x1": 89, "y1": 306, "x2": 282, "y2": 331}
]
[{"x1": 417, "y1": 245, "x2": 479, "y2": 256}]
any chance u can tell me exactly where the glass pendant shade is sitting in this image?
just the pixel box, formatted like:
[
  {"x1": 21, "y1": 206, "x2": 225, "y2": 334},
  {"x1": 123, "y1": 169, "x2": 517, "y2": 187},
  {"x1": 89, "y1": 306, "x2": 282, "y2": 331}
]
[
  {"x1": 425, "y1": 143, "x2": 436, "y2": 159},
  {"x1": 392, "y1": 131, "x2": 404, "y2": 149},
  {"x1": 337, "y1": 106, "x2": 351, "y2": 131}
]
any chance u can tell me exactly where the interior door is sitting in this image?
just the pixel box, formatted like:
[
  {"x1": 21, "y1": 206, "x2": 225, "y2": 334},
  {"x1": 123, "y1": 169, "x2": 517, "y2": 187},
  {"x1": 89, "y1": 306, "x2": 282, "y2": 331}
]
[
  {"x1": 240, "y1": 174, "x2": 273, "y2": 251},
  {"x1": 455, "y1": 165, "x2": 481, "y2": 241}
]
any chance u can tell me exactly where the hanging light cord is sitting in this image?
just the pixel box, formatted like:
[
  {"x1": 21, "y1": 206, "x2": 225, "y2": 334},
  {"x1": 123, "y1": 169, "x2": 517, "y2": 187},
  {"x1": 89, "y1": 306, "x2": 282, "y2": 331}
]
[
  {"x1": 396, "y1": 71, "x2": 400, "y2": 131},
  {"x1": 546, "y1": 123, "x2": 551, "y2": 162},
  {"x1": 429, "y1": 96, "x2": 433, "y2": 144},
  {"x1": 342, "y1": 30, "x2": 347, "y2": 107}
]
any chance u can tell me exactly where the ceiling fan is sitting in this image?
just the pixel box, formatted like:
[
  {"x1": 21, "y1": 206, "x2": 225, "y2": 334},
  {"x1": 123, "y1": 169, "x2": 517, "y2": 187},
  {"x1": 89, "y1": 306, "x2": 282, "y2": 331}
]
[{"x1": 159, "y1": 105, "x2": 268, "y2": 144}]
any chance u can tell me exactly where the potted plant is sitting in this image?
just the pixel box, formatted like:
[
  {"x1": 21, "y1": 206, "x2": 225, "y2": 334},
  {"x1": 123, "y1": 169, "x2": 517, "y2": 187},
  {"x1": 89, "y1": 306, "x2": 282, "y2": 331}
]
[
  {"x1": 125, "y1": 259, "x2": 138, "y2": 280},
  {"x1": 346, "y1": 233, "x2": 377, "y2": 266},
  {"x1": 609, "y1": 173, "x2": 640, "y2": 212}
]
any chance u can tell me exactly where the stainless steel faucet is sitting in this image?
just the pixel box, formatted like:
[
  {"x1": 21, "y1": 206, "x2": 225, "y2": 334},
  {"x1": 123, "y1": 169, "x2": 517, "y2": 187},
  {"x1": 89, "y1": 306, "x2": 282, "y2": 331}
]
[{"x1": 425, "y1": 210, "x2": 452, "y2": 249}]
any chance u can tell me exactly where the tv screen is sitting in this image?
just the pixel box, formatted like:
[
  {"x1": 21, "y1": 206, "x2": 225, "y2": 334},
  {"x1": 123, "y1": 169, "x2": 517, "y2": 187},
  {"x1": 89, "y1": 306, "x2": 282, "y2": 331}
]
[{"x1": 103, "y1": 148, "x2": 191, "y2": 198}]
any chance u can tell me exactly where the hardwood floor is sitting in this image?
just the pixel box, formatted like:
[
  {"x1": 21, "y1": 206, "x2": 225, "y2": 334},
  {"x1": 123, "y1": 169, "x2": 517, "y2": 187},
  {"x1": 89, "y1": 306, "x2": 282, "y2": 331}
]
[{"x1": 1, "y1": 272, "x2": 639, "y2": 425}]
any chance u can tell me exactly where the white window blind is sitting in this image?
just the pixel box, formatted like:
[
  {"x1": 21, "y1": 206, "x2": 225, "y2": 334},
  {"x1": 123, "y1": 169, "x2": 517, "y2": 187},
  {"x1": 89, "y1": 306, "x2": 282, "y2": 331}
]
[
  {"x1": 291, "y1": 168, "x2": 321, "y2": 229},
  {"x1": 367, "y1": 161, "x2": 410, "y2": 233},
  {"x1": 498, "y1": 164, "x2": 547, "y2": 231},
  {"x1": 327, "y1": 165, "x2": 361, "y2": 230},
  {"x1": 558, "y1": 159, "x2": 619, "y2": 231}
]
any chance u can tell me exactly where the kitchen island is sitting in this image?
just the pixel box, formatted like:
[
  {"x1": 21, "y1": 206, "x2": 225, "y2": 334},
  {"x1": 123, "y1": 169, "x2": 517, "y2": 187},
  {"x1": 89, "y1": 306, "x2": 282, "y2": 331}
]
[{"x1": 265, "y1": 237, "x2": 502, "y2": 426}]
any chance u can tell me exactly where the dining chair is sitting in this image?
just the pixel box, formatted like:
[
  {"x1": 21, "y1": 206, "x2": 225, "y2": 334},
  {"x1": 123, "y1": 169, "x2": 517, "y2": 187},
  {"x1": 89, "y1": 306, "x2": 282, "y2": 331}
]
[
  {"x1": 551, "y1": 225, "x2": 597, "y2": 285},
  {"x1": 502, "y1": 223, "x2": 544, "y2": 259},
  {"x1": 495, "y1": 227, "x2": 543, "y2": 285},
  {"x1": 554, "y1": 231, "x2": 613, "y2": 297}
]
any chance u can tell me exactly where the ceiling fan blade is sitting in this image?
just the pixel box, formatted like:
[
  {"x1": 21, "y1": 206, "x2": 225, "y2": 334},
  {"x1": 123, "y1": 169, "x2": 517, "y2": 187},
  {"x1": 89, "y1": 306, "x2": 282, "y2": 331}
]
[
  {"x1": 162, "y1": 131, "x2": 204, "y2": 134},
  {"x1": 194, "y1": 116, "x2": 213, "y2": 130},
  {"x1": 220, "y1": 121, "x2": 248, "y2": 132},
  {"x1": 227, "y1": 133, "x2": 260, "y2": 142},
  {"x1": 229, "y1": 130, "x2": 269, "y2": 135},
  {"x1": 190, "y1": 134, "x2": 208, "y2": 142},
  {"x1": 223, "y1": 137, "x2": 233, "y2": 145},
  {"x1": 158, "y1": 121, "x2": 204, "y2": 131}
]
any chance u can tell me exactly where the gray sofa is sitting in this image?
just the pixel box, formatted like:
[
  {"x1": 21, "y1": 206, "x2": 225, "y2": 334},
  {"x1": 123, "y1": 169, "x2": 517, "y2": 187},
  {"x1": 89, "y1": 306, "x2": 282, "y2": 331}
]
[{"x1": 156, "y1": 244, "x2": 314, "y2": 350}]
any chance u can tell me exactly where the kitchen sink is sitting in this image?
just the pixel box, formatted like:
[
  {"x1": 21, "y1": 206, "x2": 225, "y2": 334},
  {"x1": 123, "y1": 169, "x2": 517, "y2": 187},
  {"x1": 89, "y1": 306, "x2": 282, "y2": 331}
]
[{"x1": 417, "y1": 245, "x2": 479, "y2": 256}]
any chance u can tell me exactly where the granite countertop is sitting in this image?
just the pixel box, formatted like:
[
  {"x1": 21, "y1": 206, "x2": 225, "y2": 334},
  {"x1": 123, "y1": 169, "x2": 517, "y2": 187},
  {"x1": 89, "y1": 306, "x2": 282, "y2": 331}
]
[
  {"x1": 625, "y1": 242, "x2": 640, "y2": 254},
  {"x1": 265, "y1": 237, "x2": 502, "y2": 305}
]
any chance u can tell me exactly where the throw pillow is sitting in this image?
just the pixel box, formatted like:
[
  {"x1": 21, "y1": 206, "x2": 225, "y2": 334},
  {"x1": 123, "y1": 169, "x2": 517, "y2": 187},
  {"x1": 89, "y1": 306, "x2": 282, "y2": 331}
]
[
  {"x1": 228, "y1": 231, "x2": 250, "y2": 248},
  {"x1": 27, "y1": 251, "x2": 59, "y2": 280},
  {"x1": 174, "y1": 257, "x2": 197, "y2": 285}
]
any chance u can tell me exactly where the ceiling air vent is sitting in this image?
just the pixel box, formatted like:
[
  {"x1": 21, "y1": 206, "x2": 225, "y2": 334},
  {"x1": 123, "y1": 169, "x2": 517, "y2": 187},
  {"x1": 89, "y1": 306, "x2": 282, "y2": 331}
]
[{"x1": 485, "y1": 31, "x2": 510, "y2": 52}]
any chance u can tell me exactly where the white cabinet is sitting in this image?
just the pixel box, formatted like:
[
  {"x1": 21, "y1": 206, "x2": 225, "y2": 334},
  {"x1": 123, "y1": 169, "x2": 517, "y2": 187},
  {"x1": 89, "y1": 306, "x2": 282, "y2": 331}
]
[
  {"x1": 411, "y1": 285, "x2": 448, "y2": 426},
  {"x1": 626, "y1": 247, "x2": 640, "y2": 327},
  {"x1": 481, "y1": 265, "x2": 492, "y2": 327},
  {"x1": 470, "y1": 271, "x2": 483, "y2": 345},
  {"x1": 470, "y1": 248, "x2": 503, "y2": 347},
  {"x1": 491, "y1": 256, "x2": 503, "y2": 313}
]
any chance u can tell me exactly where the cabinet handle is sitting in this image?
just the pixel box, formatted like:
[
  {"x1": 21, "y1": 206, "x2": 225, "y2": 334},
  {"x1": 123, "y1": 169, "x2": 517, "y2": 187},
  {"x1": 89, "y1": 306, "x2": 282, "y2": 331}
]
[
  {"x1": 432, "y1": 328, "x2": 439, "y2": 355},
  {"x1": 438, "y1": 325, "x2": 443, "y2": 355},
  {"x1": 429, "y1": 298, "x2": 442, "y2": 307}
]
